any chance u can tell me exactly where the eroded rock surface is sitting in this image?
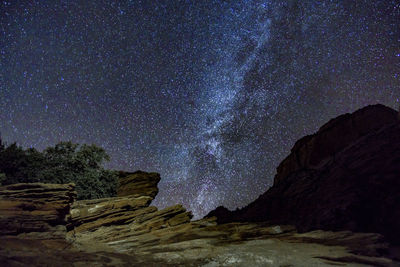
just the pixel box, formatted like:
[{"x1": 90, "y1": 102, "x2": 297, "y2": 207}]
[
  {"x1": 68, "y1": 221, "x2": 399, "y2": 266},
  {"x1": 0, "y1": 183, "x2": 76, "y2": 239},
  {"x1": 3, "y1": 225, "x2": 398, "y2": 266},
  {"x1": 72, "y1": 204, "x2": 194, "y2": 251},
  {"x1": 117, "y1": 170, "x2": 160, "y2": 199},
  {"x1": 69, "y1": 195, "x2": 153, "y2": 232}
]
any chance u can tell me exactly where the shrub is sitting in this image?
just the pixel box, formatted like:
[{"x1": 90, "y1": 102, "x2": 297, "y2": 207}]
[{"x1": 0, "y1": 140, "x2": 118, "y2": 199}]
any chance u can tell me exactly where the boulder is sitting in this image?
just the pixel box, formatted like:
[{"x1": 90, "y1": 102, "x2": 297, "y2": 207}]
[
  {"x1": 0, "y1": 183, "x2": 76, "y2": 239},
  {"x1": 117, "y1": 170, "x2": 160, "y2": 199}
]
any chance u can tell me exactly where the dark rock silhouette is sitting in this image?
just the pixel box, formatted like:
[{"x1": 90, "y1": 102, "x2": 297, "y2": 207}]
[
  {"x1": 274, "y1": 104, "x2": 397, "y2": 185},
  {"x1": 206, "y1": 104, "x2": 400, "y2": 244}
]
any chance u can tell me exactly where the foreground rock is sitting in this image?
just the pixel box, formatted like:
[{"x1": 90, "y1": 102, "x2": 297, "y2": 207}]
[
  {"x1": 68, "y1": 169, "x2": 192, "y2": 234},
  {"x1": 207, "y1": 104, "x2": 400, "y2": 245},
  {"x1": 3, "y1": 221, "x2": 398, "y2": 266},
  {"x1": 69, "y1": 195, "x2": 153, "y2": 232},
  {"x1": 0, "y1": 180, "x2": 399, "y2": 266},
  {"x1": 0, "y1": 183, "x2": 76, "y2": 239},
  {"x1": 72, "y1": 204, "x2": 194, "y2": 251}
]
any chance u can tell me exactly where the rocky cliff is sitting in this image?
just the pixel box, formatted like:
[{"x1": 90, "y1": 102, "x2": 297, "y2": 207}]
[
  {"x1": 207, "y1": 104, "x2": 400, "y2": 245},
  {"x1": 274, "y1": 104, "x2": 397, "y2": 185}
]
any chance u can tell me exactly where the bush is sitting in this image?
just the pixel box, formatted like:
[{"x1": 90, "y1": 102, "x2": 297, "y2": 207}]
[
  {"x1": 0, "y1": 173, "x2": 5, "y2": 185},
  {"x1": 0, "y1": 140, "x2": 118, "y2": 199}
]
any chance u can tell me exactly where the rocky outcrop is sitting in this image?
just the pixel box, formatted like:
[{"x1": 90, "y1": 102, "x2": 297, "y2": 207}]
[
  {"x1": 117, "y1": 170, "x2": 160, "y2": 199},
  {"x1": 69, "y1": 195, "x2": 153, "y2": 232},
  {"x1": 72, "y1": 204, "x2": 194, "y2": 252},
  {"x1": 207, "y1": 104, "x2": 400, "y2": 244},
  {"x1": 69, "y1": 170, "x2": 194, "y2": 249},
  {"x1": 69, "y1": 169, "x2": 191, "y2": 235},
  {"x1": 0, "y1": 183, "x2": 76, "y2": 239},
  {"x1": 69, "y1": 219, "x2": 398, "y2": 266},
  {"x1": 0, "y1": 170, "x2": 398, "y2": 266},
  {"x1": 1, "y1": 105, "x2": 400, "y2": 265}
]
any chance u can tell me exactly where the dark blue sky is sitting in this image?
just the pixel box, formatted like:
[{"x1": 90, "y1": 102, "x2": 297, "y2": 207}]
[{"x1": 1, "y1": 0, "x2": 399, "y2": 217}]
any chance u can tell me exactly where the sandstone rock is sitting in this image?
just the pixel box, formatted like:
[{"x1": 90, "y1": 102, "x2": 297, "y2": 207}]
[
  {"x1": 3, "y1": 223, "x2": 397, "y2": 266},
  {"x1": 71, "y1": 204, "x2": 194, "y2": 247},
  {"x1": 69, "y1": 170, "x2": 191, "y2": 237},
  {"x1": 128, "y1": 204, "x2": 193, "y2": 230},
  {"x1": 0, "y1": 183, "x2": 76, "y2": 239},
  {"x1": 207, "y1": 104, "x2": 400, "y2": 244},
  {"x1": 69, "y1": 195, "x2": 153, "y2": 232},
  {"x1": 69, "y1": 220, "x2": 398, "y2": 267},
  {"x1": 117, "y1": 170, "x2": 160, "y2": 199}
]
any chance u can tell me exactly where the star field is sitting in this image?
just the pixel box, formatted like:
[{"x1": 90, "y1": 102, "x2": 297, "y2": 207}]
[{"x1": 1, "y1": 0, "x2": 399, "y2": 218}]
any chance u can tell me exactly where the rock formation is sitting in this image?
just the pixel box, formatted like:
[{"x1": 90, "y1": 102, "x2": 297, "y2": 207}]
[
  {"x1": 65, "y1": 156, "x2": 399, "y2": 265},
  {"x1": 1, "y1": 107, "x2": 400, "y2": 266},
  {"x1": 68, "y1": 170, "x2": 193, "y2": 235},
  {"x1": 117, "y1": 170, "x2": 160, "y2": 199},
  {"x1": 0, "y1": 183, "x2": 76, "y2": 239},
  {"x1": 207, "y1": 104, "x2": 400, "y2": 245},
  {"x1": 68, "y1": 194, "x2": 153, "y2": 232}
]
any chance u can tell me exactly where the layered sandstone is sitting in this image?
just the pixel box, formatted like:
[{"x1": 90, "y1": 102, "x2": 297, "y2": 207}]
[
  {"x1": 117, "y1": 170, "x2": 160, "y2": 199},
  {"x1": 0, "y1": 183, "x2": 76, "y2": 239},
  {"x1": 69, "y1": 195, "x2": 153, "y2": 232}
]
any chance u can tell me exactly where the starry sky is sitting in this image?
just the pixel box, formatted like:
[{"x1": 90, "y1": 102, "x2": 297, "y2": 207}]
[{"x1": 1, "y1": 0, "x2": 399, "y2": 218}]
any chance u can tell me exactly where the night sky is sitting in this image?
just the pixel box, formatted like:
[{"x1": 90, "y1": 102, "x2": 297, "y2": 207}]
[{"x1": 1, "y1": 1, "x2": 399, "y2": 218}]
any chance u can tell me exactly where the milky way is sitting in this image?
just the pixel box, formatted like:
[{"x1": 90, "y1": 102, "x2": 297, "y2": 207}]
[{"x1": 1, "y1": 1, "x2": 399, "y2": 218}]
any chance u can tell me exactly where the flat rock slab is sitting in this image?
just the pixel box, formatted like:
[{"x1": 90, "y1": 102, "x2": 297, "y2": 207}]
[
  {"x1": 70, "y1": 222, "x2": 400, "y2": 266},
  {"x1": 69, "y1": 195, "x2": 153, "y2": 232}
]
